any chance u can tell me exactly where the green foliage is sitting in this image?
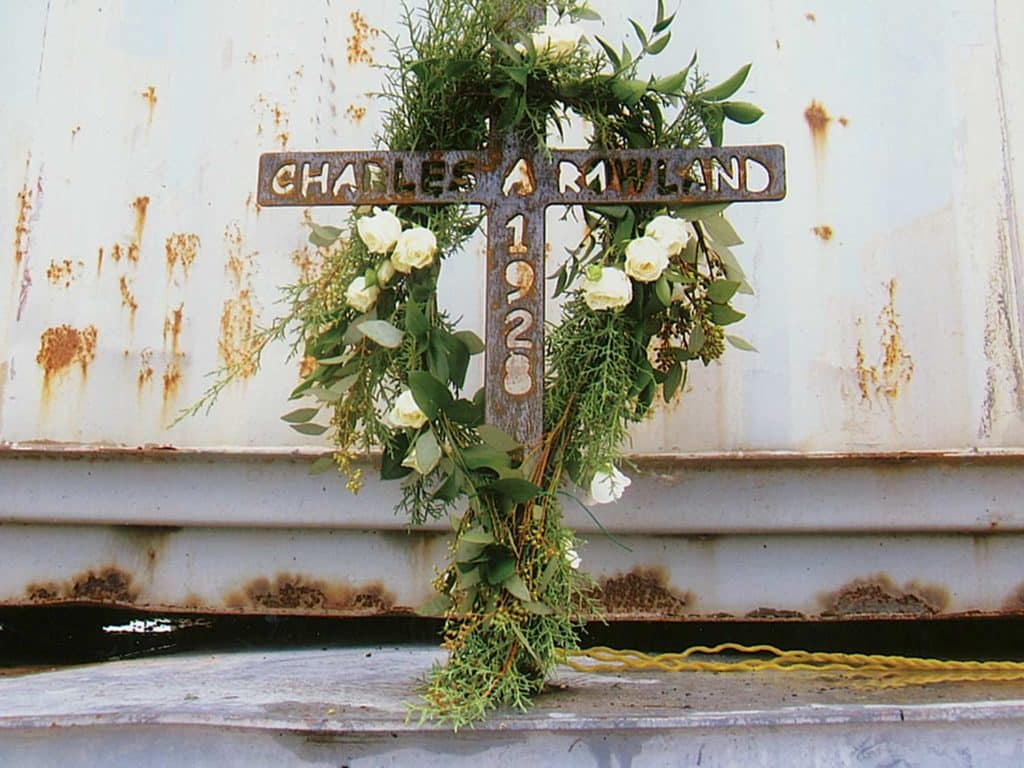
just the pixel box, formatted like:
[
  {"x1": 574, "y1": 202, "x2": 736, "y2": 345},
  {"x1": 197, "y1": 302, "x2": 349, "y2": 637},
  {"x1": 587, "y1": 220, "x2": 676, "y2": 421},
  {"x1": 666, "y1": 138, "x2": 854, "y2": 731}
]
[{"x1": 181, "y1": 0, "x2": 764, "y2": 729}]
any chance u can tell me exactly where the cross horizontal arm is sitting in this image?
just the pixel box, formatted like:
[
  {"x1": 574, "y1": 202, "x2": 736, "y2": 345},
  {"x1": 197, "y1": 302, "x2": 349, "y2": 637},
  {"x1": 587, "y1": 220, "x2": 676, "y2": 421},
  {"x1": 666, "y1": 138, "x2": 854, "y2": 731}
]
[{"x1": 256, "y1": 144, "x2": 786, "y2": 209}]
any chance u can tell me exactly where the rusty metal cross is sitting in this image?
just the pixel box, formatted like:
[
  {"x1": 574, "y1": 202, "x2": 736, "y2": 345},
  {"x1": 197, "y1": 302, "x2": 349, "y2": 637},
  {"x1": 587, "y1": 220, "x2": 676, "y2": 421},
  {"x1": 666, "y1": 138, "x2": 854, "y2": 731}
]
[{"x1": 258, "y1": 139, "x2": 784, "y2": 444}]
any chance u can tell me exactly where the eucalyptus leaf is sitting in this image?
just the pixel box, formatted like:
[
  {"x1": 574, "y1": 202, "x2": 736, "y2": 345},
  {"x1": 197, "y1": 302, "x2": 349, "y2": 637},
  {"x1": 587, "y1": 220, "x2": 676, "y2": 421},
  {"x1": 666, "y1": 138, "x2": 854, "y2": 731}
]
[
  {"x1": 281, "y1": 407, "x2": 319, "y2": 424},
  {"x1": 595, "y1": 36, "x2": 621, "y2": 69},
  {"x1": 488, "y1": 477, "x2": 543, "y2": 503},
  {"x1": 358, "y1": 320, "x2": 404, "y2": 348},
  {"x1": 408, "y1": 370, "x2": 453, "y2": 419},
  {"x1": 654, "y1": 274, "x2": 671, "y2": 306},
  {"x1": 477, "y1": 423, "x2": 520, "y2": 452},
  {"x1": 702, "y1": 214, "x2": 743, "y2": 246},
  {"x1": 453, "y1": 330, "x2": 484, "y2": 355},
  {"x1": 646, "y1": 32, "x2": 670, "y2": 55},
  {"x1": 663, "y1": 362, "x2": 683, "y2": 401},
  {"x1": 722, "y1": 101, "x2": 764, "y2": 124},
  {"x1": 461, "y1": 444, "x2": 512, "y2": 472},
  {"x1": 503, "y1": 574, "x2": 532, "y2": 602},
  {"x1": 700, "y1": 63, "x2": 752, "y2": 101},
  {"x1": 415, "y1": 594, "x2": 451, "y2": 617},
  {"x1": 672, "y1": 201, "x2": 730, "y2": 221},
  {"x1": 687, "y1": 324, "x2": 705, "y2": 354},
  {"x1": 485, "y1": 556, "x2": 516, "y2": 585},
  {"x1": 290, "y1": 422, "x2": 329, "y2": 436},
  {"x1": 522, "y1": 599, "x2": 553, "y2": 615},
  {"x1": 707, "y1": 279, "x2": 741, "y2": 304},
  {"x1": 611, "y1": 78, "x2": 647, "y2": 106},
  {"x1": 308, "y1": 225, "x2": 343, "y2": 247},
  {"x1": 405, "y1": 302, "x2": 428, "y2": 338},
  {"x1": 462, "y1": 527, "x2": 495, "y2": 545},
  {"x1": 709, "y1": 304, "x2": 746, "y2": 326},
  {"x1": 726, "y1": 335, "x2": 759, "y2": 352},
  {"x1": 414, "y1": 430, "x2": 442, "y2": 475}
]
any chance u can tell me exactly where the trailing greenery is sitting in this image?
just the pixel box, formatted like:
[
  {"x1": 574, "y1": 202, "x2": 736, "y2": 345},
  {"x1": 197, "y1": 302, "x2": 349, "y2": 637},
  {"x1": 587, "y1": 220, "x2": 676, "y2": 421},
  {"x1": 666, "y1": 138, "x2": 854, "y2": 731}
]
[{"x1": 183, "y1": 0, "x2": 763, "y2": 728}]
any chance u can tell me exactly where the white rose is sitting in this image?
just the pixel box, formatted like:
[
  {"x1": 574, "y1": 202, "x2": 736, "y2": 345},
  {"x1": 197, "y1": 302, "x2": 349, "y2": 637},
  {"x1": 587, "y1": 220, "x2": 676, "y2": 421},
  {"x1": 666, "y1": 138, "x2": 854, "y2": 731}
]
[
  {"x1": 645, "y1": 215, "x2": 692, "y2": 256},
  {"x1": 391, "y1": 227, "x2": 438, "y2": 273},
  {"x1": 356, "y1": 208, "x2": 402, "y2": 254},
  {"x1": 344, "y1": 275, "x2": 379, "y2": 313},
  {"x1": 589, "y1": 465, "x2": 631, "y2": 505},
  {"x1": 385, "y1": 389, "x2": 428, "y2": 429},
  {"x1": 531, "y1": 22, "x2": 585, "y2": 59},
  {"x1": 624, "y1": 236, "x2": 670, "y2": 283},
  {"x1": 376, "y1": 259, "x2": 396, "y2": 287},
  {"x1": 565, "y1": 546, "x2": 581, "y2": 570},
  {"x1": 581, "y1": 267, "x2": 632, "y2": 311}
]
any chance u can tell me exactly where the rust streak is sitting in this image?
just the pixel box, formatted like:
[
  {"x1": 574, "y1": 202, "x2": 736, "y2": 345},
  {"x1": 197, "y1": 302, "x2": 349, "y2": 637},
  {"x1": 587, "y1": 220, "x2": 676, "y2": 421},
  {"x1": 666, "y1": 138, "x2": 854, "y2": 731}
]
[
  {"x1": 804, "y1": 99, "x2": 831, "y2": 161},
  {"x1": 853, "y1": 281, "x2": 914, "y2": 405},
  {"x1": 163, "y1": 303, "x2": 184, "y2": 355},
  {"x1": 345, "y1": 104, "x2": 367, "y2": 123},
  {"x1": 141, "y1": 85, "x2": 157, "y2": 125},
  {"x1": 812, "y1": 225, "x2": 833, "y2": 241},
  {"x1": 119, "y1": 274, "x2": 138, "y2": 322},
  {"x1": 162, "y1": 356, "x2": 183, "y2": 407},
  {"x1": 96, "y1": 246, "x2": 104, "y2": 276},
  {"x1": 131, "y1": 196, "x2": 150, "y2": 259},
  {"x1": 137, "y1": 348, "x2": 154, "y2": 393},
  {"x1": 13, "y1": 182, "x2": 32, "y2": 266},
  {"x1": 224, "y1": 573, "x2": 395, "y2": 614},
  {"x1": 165, "y1": 232, "x2": 200, "y2": 279}
]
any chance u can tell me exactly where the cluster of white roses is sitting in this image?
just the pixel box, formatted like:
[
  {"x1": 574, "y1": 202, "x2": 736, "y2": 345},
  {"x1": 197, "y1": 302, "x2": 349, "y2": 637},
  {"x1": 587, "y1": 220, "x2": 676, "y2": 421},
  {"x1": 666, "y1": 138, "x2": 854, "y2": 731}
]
[
  {"x1": 580, "y1": 214, "x2": 694, "y2": 311},
  {"x1": 343, "y1": 208, "x2": 439, "y2": 313}
]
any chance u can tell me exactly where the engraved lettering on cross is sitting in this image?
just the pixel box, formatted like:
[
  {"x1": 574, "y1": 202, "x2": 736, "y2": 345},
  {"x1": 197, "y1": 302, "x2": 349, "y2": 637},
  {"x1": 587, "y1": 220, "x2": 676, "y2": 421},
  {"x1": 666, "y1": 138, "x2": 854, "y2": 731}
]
[{"x1": 257, "y1": 139, "x2": 786, "y2": 444}]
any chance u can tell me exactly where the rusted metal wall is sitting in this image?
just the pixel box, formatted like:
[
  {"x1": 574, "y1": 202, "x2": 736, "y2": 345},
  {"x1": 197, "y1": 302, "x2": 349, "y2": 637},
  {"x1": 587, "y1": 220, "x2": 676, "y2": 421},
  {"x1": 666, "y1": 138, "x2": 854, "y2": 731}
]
[{"x1": 1, "y1": 0, "x2": 1023, "y2": 620}]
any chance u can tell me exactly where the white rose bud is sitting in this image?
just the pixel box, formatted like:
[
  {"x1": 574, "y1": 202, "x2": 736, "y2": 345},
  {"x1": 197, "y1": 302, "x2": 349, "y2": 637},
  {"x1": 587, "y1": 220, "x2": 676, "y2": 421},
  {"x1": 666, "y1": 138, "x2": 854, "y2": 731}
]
[
  {"x1": 385, "y1": 389, "x2": 428, "y2": 429},
  {"x1": 391, "y1": 227, "x2": 438, "y2": 273},
  {"x1": 356, "y1": 208, "x2": 402, "y2": 254},
  {"x1": 344, "y1": 275, "x2": 379, "y2": 313},
  {"x1": 624, "y1": 236, "x2": 670, "y2": 283},
  {"x1": 581, "y1": 267, "x2": 633, "y2": 311},
  {"x1": 531, "y1": 22, "x2": 585, "y2": 59},
  {"x1": 376, "y1": 258, "x2": 396, "y2": 287},
  {"x1": 589, "y1": 465, "x2": 631, "y2": 505},
  {"x1": 645, "y1": 215, "x2": 693, "y2": 257},
  {"x1": 565, "y1": 546, "x2": 581, "y2": 570}
]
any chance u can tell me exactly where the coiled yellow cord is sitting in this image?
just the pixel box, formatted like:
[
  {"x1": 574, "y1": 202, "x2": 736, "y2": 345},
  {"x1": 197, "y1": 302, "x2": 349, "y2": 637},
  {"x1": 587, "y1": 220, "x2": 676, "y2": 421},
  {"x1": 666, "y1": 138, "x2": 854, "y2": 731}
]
[{"x1": 564, "y1": 644, "x2": 1024, "y2": 688}]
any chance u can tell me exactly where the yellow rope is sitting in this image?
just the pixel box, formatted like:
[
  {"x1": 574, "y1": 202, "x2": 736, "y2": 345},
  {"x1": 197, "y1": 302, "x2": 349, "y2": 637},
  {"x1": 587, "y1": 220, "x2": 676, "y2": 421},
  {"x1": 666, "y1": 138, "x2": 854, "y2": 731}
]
[{"x1": 563, "y1": 644, "x2": 1024, "y2": 688}]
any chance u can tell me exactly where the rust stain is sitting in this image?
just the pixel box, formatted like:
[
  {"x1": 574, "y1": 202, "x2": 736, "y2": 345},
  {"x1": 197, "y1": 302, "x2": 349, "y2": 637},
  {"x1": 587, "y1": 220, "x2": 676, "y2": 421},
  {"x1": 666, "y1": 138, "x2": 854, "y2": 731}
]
[
  {"x1": 819, "y1": 575, "x2": 948, "y2": 618},
  {"x1": 291, "y1": 245, "x2": 318, "y2": 282},
  {"x1": 804, "y1": 12, "x2": 816, "y2": 22},
  {"x1": 137, "y1": 348, "x2": 154, "y2": 392},
  {"x1": 45, "y1": 259, "x2": 75, "y2": 288},
  {"x1": 224, "y1": 573, "x2": 395, "y2": 614},
  {"x1": 838, "y1": 116, "x2": 850, "y2": 127},
  {"x1": 811, "y1": 225, "x2": 833, "y2": 241},
  {"x1": 219, "y1": 224, "x2": 260, "y2": 378},
  {"x1": 245, "y1": 52, "x2": 259, "y2": 64},
  {"x1": 26, "y1": 567, "x2": 138, "y2": 604},
  {"x1": 119, "y1": 274, "x2": 138, "y2": 322},
  {"x1": 163, "y1": 303, "x2": 184, "y2": 355},
  {"x1": 162, "y1": 355, "x2": 183, "y2": 408},
  {"x1": 345, "y1": 104, "x2": 367, "y2": 123},
  {"x1": 593, "y1": 567, "x2": 693, "y2": 618},
  {"x1": 346, "y1": 11, "x2": 379, "y2": 65},
  {"x1": 96, "y1": 246, "x2": 104, "y2": 276},
  {"x1": 70, "y1": 125, "x2": 81, "y2": 141},
  {"x1": 13, "y1": 181, "x2": 32, "y2": 267},
  {"x1": 805, "y1": 100, "x2": 831, "y2": 137},
  {"x1": 853, "y1": 280, "x2": 914, "y2": 405},
  {"x1": 141, "y1": 85, "x2": 157, "y2": 124},
  {"x1": 131, "y1": 195, "x2": 150, "y2": 259},
  {"x1": 164, "y1": 232, "x2": 200, "y2": 279},
  {"x1": 36, "y1": 324, "x2": 98, "y2": 396}
]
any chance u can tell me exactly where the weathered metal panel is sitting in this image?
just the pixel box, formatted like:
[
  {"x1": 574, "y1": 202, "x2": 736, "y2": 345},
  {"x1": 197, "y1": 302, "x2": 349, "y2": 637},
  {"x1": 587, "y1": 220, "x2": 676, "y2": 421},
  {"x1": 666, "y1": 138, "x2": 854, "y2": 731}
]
[
  {"x1": 1, "y1": 1, "x2": 1023, "y2": 620},
  {"x1": 0, "y1": 0, "x2": 1021, "y2": 454}
]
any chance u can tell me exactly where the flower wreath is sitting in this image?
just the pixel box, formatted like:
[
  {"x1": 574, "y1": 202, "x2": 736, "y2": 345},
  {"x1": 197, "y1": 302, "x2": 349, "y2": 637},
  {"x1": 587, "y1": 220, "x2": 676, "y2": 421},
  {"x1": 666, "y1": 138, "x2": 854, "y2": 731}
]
[{"x1": 193, "y1": 0, "x2": 763, "y2": 726}]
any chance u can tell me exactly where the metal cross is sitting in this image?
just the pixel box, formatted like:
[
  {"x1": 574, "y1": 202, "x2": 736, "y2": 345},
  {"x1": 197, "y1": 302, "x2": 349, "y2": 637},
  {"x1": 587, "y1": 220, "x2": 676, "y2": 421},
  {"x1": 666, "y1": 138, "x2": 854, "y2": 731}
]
[{"x1": 258, "y1": 140, "x2": 784, "y2": 444}]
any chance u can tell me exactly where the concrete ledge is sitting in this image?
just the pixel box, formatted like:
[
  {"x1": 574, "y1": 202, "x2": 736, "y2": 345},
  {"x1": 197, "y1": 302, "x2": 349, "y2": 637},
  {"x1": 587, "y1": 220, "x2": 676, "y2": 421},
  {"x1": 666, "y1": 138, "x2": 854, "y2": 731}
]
[{"x1": 2, "y1": 647, "x2": 1024, "y2": 765}]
